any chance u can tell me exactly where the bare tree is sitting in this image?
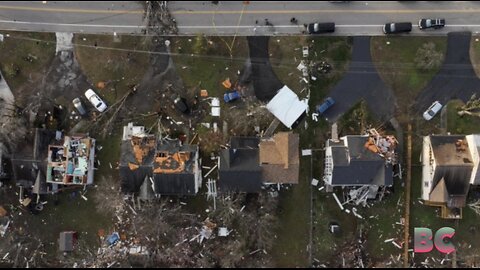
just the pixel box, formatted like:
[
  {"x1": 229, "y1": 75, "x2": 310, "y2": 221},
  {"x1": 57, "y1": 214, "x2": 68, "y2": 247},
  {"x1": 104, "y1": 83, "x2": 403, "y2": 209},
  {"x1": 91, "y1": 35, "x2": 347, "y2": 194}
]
[{"x1": 458, "y1": 94, "x2": 480, "y2": 117}]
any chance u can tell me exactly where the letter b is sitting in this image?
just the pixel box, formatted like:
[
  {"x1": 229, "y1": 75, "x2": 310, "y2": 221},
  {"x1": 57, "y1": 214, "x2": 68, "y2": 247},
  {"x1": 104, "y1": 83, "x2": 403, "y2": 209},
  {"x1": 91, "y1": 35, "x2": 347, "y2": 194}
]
[{"x1": 414, "y1": 227, "x2": 433, "y2": 253}]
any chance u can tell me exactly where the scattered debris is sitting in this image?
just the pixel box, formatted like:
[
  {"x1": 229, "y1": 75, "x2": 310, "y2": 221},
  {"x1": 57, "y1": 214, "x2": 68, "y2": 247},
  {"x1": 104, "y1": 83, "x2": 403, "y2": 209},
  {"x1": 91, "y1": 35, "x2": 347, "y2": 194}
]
[{"x1": 302, "y1": 149, "x2": 312, "y2": 156}]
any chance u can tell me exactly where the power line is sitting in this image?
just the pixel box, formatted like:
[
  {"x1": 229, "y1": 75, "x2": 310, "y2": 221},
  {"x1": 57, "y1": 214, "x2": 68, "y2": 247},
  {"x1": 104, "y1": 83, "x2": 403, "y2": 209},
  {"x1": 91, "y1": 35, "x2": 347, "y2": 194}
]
[{"x1": 5, "y1": 33, "x2": 480, "y2": 80}]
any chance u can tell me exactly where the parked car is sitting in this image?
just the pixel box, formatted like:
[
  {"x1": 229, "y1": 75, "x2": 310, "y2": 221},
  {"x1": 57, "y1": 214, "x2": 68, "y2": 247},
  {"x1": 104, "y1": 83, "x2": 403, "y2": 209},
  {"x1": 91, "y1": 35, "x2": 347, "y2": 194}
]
[
  {"x1": 418, "y1": 18, "x2": 445, "y2": 29},
  {"x1": 173, "y1": 97, "x2": 189, "y2": 114},
  {"x1": 84, "y1": 89, "x2": 107, "y2": 112},
  {"x1": 316, "y1": 97, "x2": 335, "y2": 115},
  {"x1": 306, "y1": 22, "x2": 335, "y2": 34},
  {"x1": 383, "y1": 22, "x2": 412, "y2": 34},
  {"x1": 224, "y1": 90, "x2": 240, "y2": 103},
  {"x1": 72, "y1": 98, "x2": 87, "y2": 116},
  {"x1": 423, "y1": 101, "x2": 443, "y2": 121}
]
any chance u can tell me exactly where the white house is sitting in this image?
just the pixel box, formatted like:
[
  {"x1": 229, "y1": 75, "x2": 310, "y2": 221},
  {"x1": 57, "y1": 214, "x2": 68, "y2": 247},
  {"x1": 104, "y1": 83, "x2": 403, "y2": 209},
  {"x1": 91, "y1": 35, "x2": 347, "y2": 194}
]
[{"x1": 421, "y1": 134, "x2": 480, "y2": 218}]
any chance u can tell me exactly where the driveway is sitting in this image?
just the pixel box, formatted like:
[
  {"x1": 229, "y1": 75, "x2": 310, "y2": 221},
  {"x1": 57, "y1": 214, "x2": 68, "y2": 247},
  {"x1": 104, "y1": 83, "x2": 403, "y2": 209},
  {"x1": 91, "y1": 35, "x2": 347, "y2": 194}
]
[
  {"x1": 247, "y1": 36, "x2": 284, "y2": 102},
  {"x1": 415, "y1": 32, "x2": 480, "y2": 114},
  {"x1": 323, "y1": 36, "x2": 396, "y2": 123}
]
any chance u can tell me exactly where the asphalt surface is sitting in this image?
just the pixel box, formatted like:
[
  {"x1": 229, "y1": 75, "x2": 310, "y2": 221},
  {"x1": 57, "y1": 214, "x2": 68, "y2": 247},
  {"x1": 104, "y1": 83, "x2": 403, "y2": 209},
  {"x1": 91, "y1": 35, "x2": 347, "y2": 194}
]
[
  {"x1": 170, "y1": 1, "x2": 480, "y2": 36},
  {"x1": 323, "y1": 36, "x2": 396, "y2": 123},
  {"x1": 414, "y1": 31, "x2": 480, "y2": 114},
  {"x1": 0, "y1": 1, "x2": 145, "y2": 34},
  {"x1": 247, "y1": 36, "x2": 284, "y2": 102},
  {"x1": 2, "y1": 1, "x2": 480, "y2": 35}
]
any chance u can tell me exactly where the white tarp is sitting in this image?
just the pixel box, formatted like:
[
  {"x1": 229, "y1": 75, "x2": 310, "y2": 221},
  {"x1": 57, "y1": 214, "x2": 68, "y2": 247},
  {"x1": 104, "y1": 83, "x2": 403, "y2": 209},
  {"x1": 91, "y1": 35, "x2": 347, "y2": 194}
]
[{"x1": 266, "y1": 85, "x2": 308, "y2": 128}]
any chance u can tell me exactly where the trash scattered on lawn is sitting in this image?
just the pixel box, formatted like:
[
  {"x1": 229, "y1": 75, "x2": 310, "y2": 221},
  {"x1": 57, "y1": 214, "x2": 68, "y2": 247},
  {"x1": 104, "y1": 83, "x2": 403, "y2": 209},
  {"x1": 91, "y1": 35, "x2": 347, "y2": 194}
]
[
  {"x1": 311, "y1": 178, "x2": 319, "y2": 186},
  {"x1": 302, "y1": 149, "x2": 312, "y2": 156},
  {"x1": 106, "y1": 232, "x2": 120, "y2": 246},
  {"x1": 218, "y1": 227, "x2": 231, "y2": 237}
]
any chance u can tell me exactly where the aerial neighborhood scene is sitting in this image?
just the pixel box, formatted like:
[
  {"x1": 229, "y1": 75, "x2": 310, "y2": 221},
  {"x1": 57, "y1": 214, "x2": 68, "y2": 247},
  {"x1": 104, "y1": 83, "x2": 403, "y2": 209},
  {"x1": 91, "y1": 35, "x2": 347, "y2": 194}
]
[{"x1": 2, "y1": 0, "x2": 480, "y2": 268}]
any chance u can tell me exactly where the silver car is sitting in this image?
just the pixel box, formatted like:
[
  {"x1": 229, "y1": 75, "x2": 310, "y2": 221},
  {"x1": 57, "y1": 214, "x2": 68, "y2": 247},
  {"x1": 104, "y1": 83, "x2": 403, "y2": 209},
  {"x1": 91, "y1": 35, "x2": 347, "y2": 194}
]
[{"x1": 72, "y1": 98, "x2": 87, "y2": 116}]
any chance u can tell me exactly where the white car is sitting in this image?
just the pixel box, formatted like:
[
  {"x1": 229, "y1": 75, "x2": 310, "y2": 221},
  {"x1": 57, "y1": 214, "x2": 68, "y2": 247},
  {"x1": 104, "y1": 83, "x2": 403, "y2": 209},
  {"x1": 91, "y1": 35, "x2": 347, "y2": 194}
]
[
  {"x1": 85, "y1": 89, "x2": 107, "y2": 112},
  {"x1": 423, "y1": 101, "x2": 443, "y2": 121}
]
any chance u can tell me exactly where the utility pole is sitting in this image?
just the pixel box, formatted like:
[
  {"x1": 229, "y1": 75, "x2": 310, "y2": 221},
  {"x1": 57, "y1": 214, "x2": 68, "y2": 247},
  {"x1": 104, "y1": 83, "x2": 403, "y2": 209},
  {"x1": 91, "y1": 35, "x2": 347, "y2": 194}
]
[{"x1": 403, "y1": 122, "x2": 412, "y2": 268}]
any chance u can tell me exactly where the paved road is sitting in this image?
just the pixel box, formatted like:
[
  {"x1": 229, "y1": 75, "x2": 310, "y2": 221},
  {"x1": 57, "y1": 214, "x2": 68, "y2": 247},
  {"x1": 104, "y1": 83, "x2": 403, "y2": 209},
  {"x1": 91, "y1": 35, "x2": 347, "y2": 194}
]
[
  {"x1": 170, "y1": 1, "x2": 480, "y2": 36},
  {"x1": 323, "y1": 36, "x2": 396, "y2": 123},
  {"x1": 414, "y1": 32, "x2": 480, "y2": 114},
  {"x1": 2, "y1": 1, "x2": 480, "y2": 35},
  {"x1": 247, "y1": 36, "x2": 283, "y2": 102},
  {"x1": 0, "y1": 1, "x2": 145, "y2": 34}
]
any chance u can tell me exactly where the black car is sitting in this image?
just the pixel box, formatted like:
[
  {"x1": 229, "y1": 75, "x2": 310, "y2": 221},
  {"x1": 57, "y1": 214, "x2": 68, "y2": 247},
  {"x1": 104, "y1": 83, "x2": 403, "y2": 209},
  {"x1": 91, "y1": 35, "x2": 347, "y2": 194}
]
[
  {"x1": 173, "y1": 97, "x2": 189, "y2": 114},
  {"x1": 306, "y1": 22, "x2": 335, "y2": 34},
  {"x1": 383, "y1": 22, "x2": 412, "y2": 34},
  {"x1": 418, "y1": 18, "x2": 445, "y2": 29}
]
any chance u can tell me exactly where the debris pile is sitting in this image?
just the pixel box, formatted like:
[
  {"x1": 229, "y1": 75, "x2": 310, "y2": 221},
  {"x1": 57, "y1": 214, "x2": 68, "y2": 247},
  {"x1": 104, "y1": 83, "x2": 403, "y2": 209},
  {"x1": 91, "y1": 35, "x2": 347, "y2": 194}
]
[{"x1": 364, "y1": 128, "x2": 398, "y2": 165}]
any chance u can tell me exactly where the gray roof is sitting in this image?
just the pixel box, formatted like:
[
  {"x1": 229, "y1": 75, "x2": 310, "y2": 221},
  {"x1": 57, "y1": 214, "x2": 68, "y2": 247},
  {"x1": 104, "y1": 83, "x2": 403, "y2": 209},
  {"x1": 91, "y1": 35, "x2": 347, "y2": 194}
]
[
  {"x1": 329, "y1": 136, "x2": 393, "y2": 186},
  {"x1": 218, "y1": 137, "x2": 262, "y2": 193},
  {"x1": 230, "y1": 137, "x2": 259, "y2": 149},
  {"x1": 428, "y1": 135, "x2": 474, "y2": 207}
]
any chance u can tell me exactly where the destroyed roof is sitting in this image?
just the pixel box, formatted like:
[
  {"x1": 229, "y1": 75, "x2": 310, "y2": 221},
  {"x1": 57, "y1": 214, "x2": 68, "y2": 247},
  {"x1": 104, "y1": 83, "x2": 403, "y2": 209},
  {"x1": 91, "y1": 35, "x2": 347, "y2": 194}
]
[
  {"x1": 328, "y1": 136, "x2": 393, "y2": 186},
  {"x1": 218, "y1": 138, "x2": 262, "y2": 193},
  {"x1": 120, "y1": 136, "x2": 156, "y2": 166},
  {"x1": 119, "y1": 135, "x2": 200, "y2": 196},
  {"x1": 154, "y1": 139, "x2": 198, "y2": 174},
  {"x1": 259, "y1": 132, "x2": 300, "y2": 184},
  {"x1": 429, "y1": 135, "x2": 473, "y2": 166},
  {"x1": 266, "y1": 85, "x2": 308, "y2": 129}
]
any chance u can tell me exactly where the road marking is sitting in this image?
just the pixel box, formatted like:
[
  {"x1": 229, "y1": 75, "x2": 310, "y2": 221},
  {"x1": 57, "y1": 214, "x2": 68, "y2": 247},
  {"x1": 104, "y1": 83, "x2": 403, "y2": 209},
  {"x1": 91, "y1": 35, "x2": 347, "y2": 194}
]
[
  {"x1": 1, "y1": 19, "x2": 480, "y2": 30},
  {"x1": 0, "y1": 4, "x2": 143, "y2": 14},
  {"x1": 0, "y1": 19, "x2": 143, "y2": 28},
  {"x1": 178, "y1": 24, "x2": 480, "y2": 28},
  {"x1": 171, "y1": 9, "x2": 480, "y2": 15}
]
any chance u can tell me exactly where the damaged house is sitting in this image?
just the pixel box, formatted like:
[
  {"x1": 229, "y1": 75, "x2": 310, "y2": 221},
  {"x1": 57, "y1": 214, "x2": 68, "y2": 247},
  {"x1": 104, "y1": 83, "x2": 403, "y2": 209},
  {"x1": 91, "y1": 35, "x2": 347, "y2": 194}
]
[
  {"x1": 323, "y1": 129, "x2": 398, "y2": 200},
  {"x1": 11, "y1": 129, "x2": 57, "y2": 189},
  {"x1": 10, "y1": 129, "x2": 96, "y2": 194},
  {"x1": 46, "y1": 135, "x2": 96, "y2": 185},
  {"x1": 120, "y1": 123, "x2": 202, "y2": 196},
  {"x1": 421, "y1": 134, "x2": 480, "y2": 219},
  {"x1": 219, "y1": 132, "x2": 300, "y2": 193}
]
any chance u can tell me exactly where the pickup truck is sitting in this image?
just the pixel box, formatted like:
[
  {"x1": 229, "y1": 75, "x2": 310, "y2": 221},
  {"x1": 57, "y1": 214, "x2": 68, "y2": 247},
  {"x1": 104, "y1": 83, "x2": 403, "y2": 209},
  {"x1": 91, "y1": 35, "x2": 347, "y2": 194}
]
[{"x1": 418, "y1": 18, "x2": 446, "y2": 29}]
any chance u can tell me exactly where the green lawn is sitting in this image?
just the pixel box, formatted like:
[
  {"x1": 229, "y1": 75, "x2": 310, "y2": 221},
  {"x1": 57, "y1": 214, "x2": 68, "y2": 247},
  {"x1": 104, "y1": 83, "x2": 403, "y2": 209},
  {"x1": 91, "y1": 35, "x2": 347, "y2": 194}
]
[
  {"x1": 470, "y1": 34, "x2": 480, "y2": 78},
  {"x1": 0, "y1": 31, "x2": 55, "y2": 105},
  {"x1": 74, "y1": 34, "x2": 151, "y2": 105},
  {"x1": 309, "y1": 37, "x2": 352, "y2": 109},
  {"x1": 171, "y1": 36, "x2": 248, "y2": 99},
  {"x1": 268, "y1": 36, "x2": 308, "y2": 93},
  {"x1": 371, "y1": 36, "x2": 447, "y2": 123},
  {"x1": 446, "y1": 99, "x2": 480, "y2": 134}
]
